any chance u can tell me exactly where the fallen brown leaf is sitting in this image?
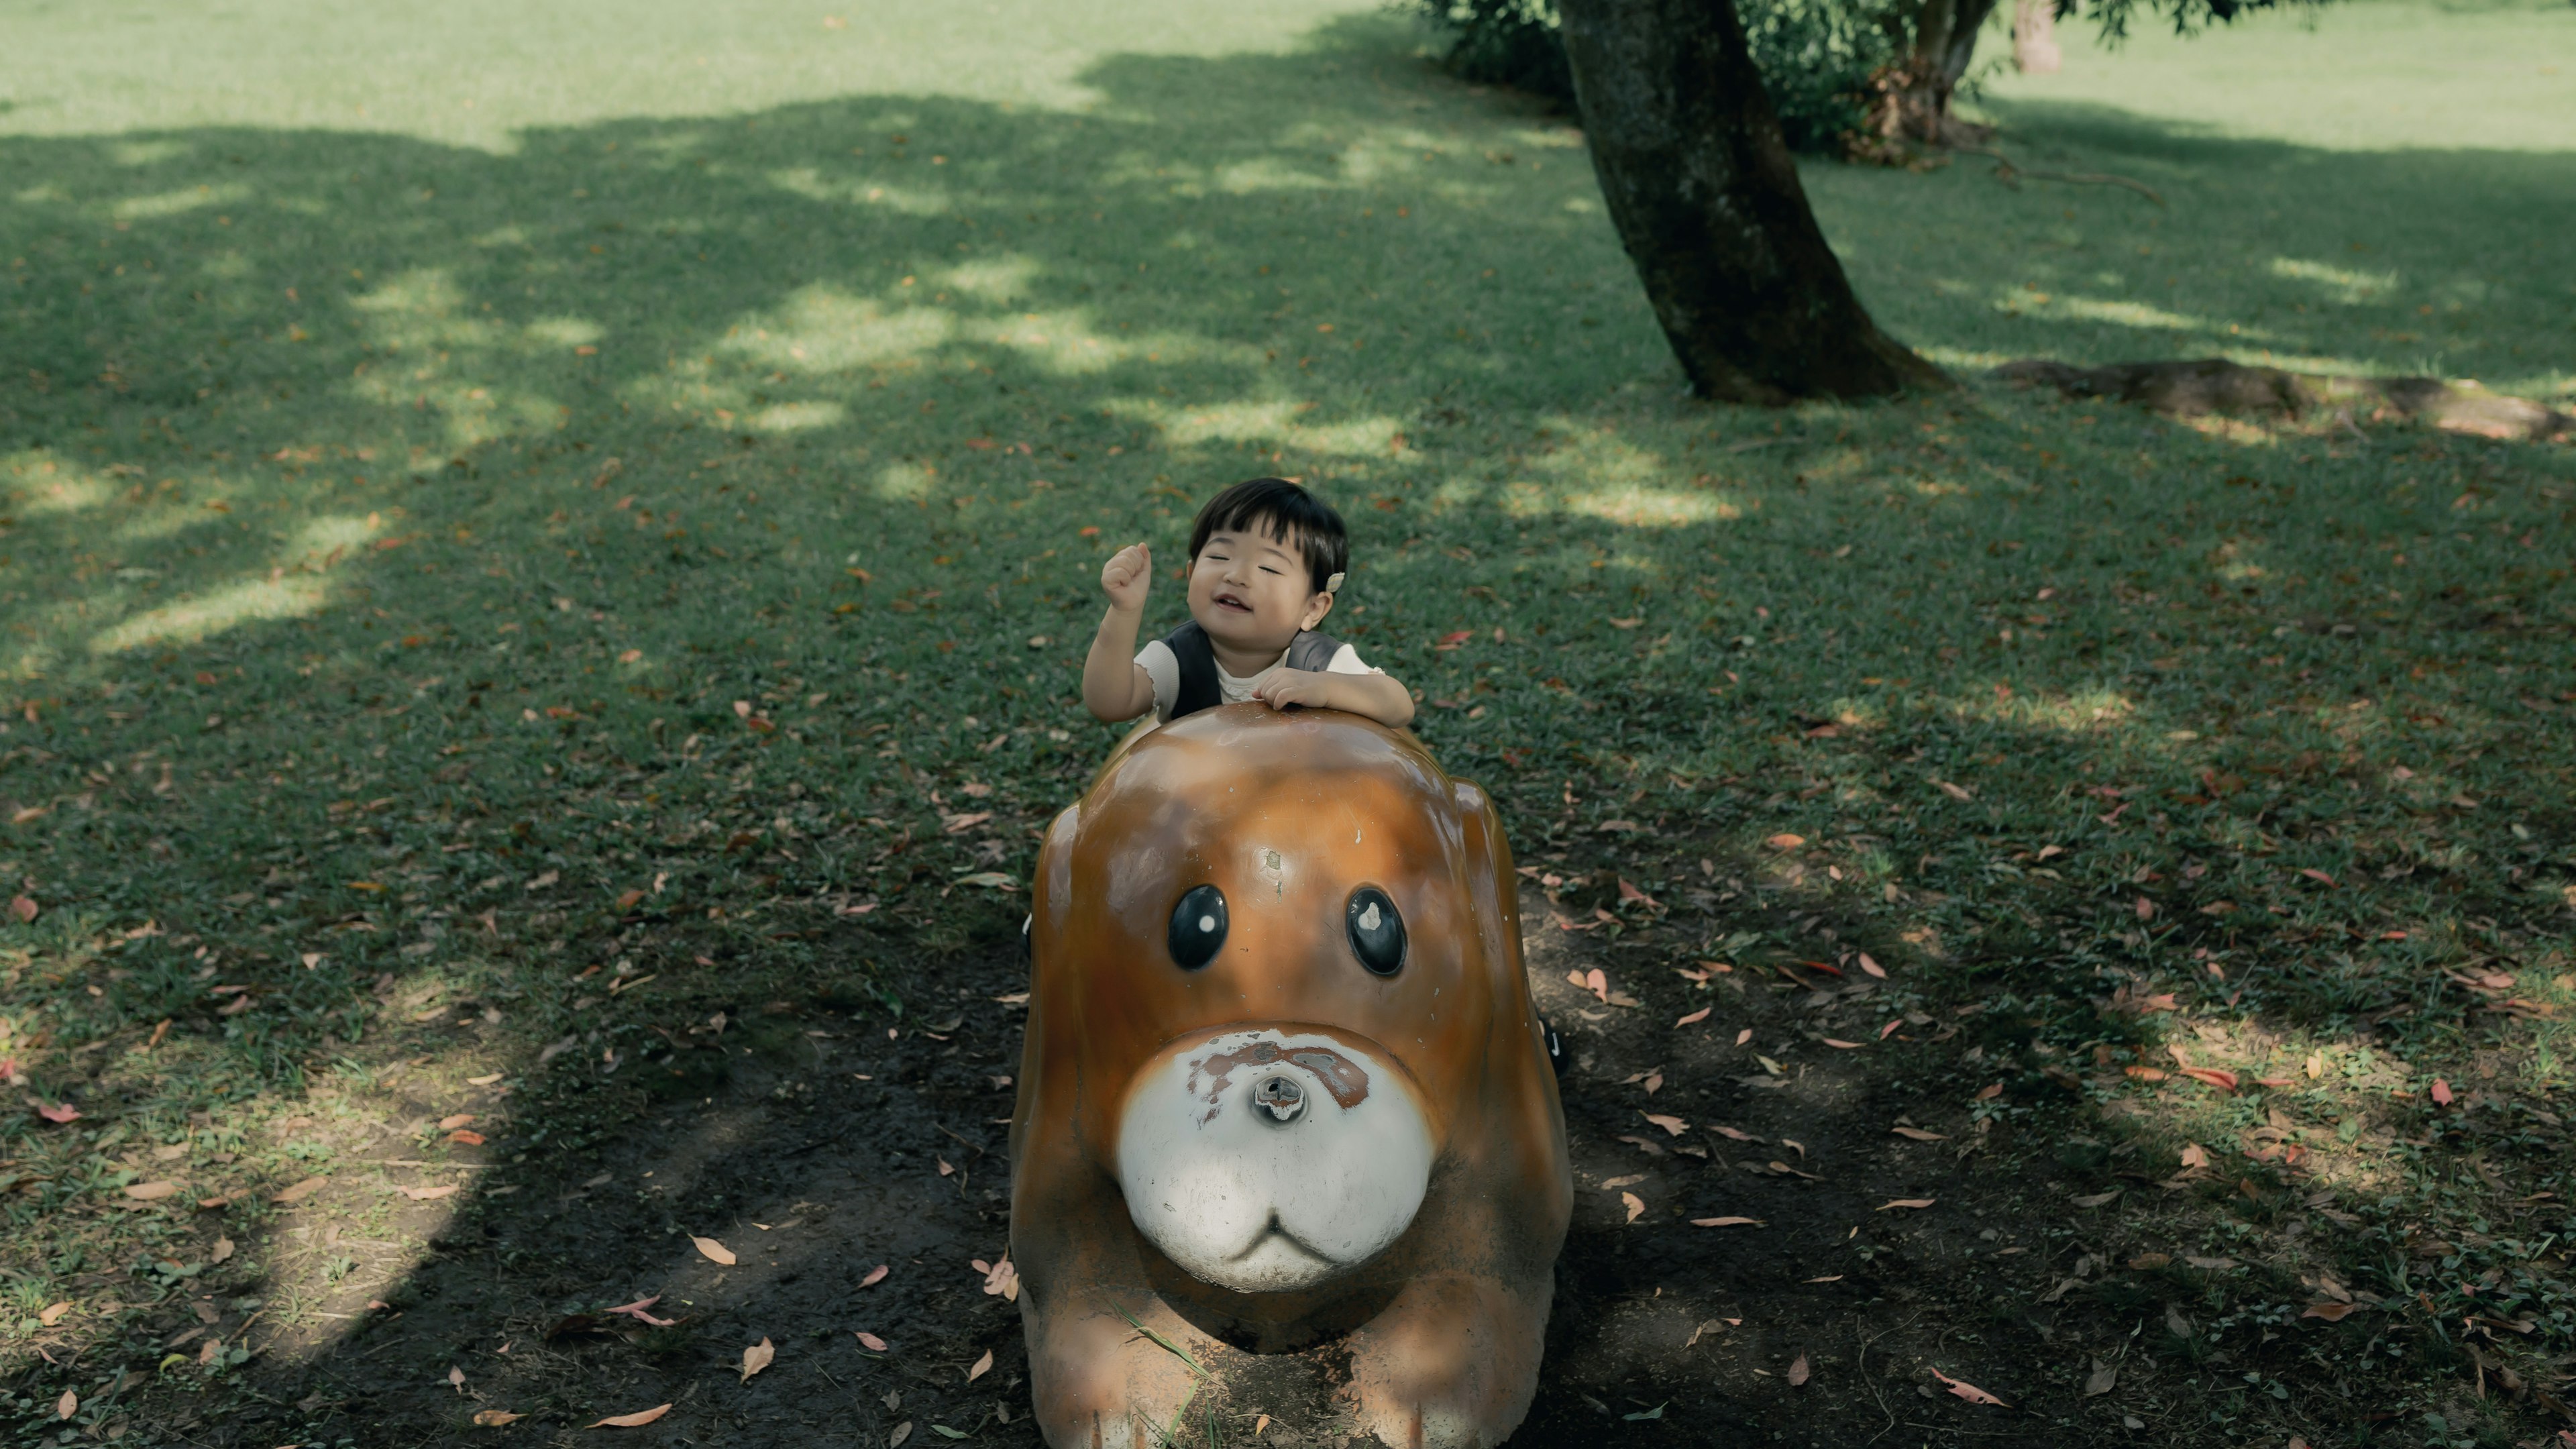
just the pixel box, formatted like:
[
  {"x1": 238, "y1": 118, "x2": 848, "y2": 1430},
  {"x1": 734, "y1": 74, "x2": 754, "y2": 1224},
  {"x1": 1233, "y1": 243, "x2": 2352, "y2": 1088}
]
[
  {"x1": 209, "y1": 1237, "x2": 234, "y2": 1264},
  {"x1": 1889, "y1": 1126, "x2": 1946, "y2": 1142},
  {"x1": 692, "y1": 1236, "x2": 737, "y2": 1266},
  {"x1": 859, "y1": 1264, "x2": 890, "y2": 1288},
  {"x1": 2082, "y1": 1358, "x2": 2116, "y2": 1397},
  {"x1": 1856, "y1": 952, "x2": 1886, "y2": 979},
  {"x1": 274, "y1": 1175, "x2": 329, "y2": 1204},
  {"x1": 122, "y1": 1181, "x2": 179, "y2": 1201},
  {"x1": 1621, "y1": 1191, "x2": 1646, "y2": 1224},
  {"x1": 472, "y1": 1409, "x2": 525, "y2": 1426},
  {"x1": 1601, "y1": 1174, "x2": 1648, "y2": 1191},
  {"x1": 2070, "y1": 1190, "x2": 2121, "y2": 1208},
  {"x1": 1764, "y1": 833, "x2": 1806, "y2": 850},
  {"x1": 1642, "y1": 1113, "x2": 1688, "y2": 1136},
  {"x1": 1786, "y1": 1353, "x2": 1811, "y2": 1386},
  {"x1": 741, "y1": 1337, "x2": 775, "y2": 1382},
  {"x1": 54, "y1": 1391, "x2": 75, "y2": 1420},
  {"x1": 1929, "y1": 1368, "x2": 2006, "y2": 1406},
  {"x1": 438, "y1": 1114, "x2": 476, "y2": 1131},
  {"x1": 1876, "y1": 1197, "x2": 1935, "y2": 1212},
  {"x1": 1691, "y1": 1216, "x2": 1764, "y2": 1228},
  {"x1": 2301, "y1": 1301, "x2": 2363, "y2": 1322},
  {"x1": 397, "y1": 1184, "x2": 458, "y2": 1201},
  {"x1": 856, "y1": 1330, "x2": 890, "y2": 1352},
  {"x1": 38, "y1": 1301, "x2": 71, "y2": 1327},
  {"x1": 1675, "y1": 1007, "x2": 1711, "y2": 1027},
  {"x1": 589, "y1": 1405, "x2": 673, "y2": 1428},
  {"x1": 968, "y1": 1348, "x2": 994, "y2": 1383}
]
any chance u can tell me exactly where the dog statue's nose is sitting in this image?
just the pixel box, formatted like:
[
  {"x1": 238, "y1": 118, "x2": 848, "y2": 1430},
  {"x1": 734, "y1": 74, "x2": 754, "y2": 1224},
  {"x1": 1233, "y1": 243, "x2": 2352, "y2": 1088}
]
[{"x1": 1254, "y1": 1075, "x2": 1306, "y2": 1124}]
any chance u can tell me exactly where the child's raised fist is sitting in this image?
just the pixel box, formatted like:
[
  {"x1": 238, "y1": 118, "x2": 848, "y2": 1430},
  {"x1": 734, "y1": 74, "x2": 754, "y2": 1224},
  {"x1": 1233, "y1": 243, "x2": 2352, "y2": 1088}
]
[{"x1": 1099, "y1": 541, "x2": 1153, "y2": 612}]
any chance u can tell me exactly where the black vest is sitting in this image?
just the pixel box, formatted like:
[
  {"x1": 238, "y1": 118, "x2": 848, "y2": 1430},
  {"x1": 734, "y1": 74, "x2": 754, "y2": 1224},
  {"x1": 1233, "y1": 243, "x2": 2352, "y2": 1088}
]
[{"x1": 1161, "y1": 621, "x2": 1343, "y2": 721}]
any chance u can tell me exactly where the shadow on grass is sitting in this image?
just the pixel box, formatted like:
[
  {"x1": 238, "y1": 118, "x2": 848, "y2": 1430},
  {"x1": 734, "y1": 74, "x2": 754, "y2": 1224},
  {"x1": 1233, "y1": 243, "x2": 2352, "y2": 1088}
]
[
  {"x1": 2, "y1": 13, "x2": 2573, "y2": 1447},
  {"x1": 1815, "y1": 96, "x2": 2576, "y2": 386}
]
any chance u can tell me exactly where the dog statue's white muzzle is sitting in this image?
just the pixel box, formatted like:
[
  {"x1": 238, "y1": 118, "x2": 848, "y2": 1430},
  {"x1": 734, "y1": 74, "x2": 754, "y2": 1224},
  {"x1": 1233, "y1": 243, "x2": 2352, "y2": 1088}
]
[{"x1": 1114, "y1": 1028, "x2": 1434, "y2": 1294}]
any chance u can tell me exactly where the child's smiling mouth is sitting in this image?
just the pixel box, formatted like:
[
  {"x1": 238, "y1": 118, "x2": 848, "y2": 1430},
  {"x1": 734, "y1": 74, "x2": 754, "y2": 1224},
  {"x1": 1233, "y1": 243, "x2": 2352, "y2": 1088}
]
[{"x1": 1211, "y1": 590, "x2": 1255, "y2": 614}]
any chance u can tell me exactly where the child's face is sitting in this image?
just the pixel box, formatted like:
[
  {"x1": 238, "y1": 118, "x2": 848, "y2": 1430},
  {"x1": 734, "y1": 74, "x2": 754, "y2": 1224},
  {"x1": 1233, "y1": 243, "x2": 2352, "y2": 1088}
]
[{"x1": 1187, "y1": 524, "x2": 1332, "y2": 655}]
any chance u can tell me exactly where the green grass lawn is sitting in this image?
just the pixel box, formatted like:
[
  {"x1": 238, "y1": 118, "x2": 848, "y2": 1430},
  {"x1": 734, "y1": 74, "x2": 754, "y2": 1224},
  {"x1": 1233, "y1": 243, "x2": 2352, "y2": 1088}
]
[{"x1": 2, "y1": 0, "x2": 2573, "y2": 1442}]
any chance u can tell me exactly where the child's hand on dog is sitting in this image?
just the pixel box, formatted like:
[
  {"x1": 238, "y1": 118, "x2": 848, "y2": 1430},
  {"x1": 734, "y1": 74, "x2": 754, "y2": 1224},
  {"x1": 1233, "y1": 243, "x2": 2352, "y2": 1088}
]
[{"x1": 1250, "y1": 669, "x2": 1334, "y2": 712}]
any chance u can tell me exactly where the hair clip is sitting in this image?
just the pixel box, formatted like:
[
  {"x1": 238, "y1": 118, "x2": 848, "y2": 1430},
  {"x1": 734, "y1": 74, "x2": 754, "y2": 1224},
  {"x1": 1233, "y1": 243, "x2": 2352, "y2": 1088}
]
[{"x1": 1325, "y1": 571, "x2": 1346, "y2": 593}]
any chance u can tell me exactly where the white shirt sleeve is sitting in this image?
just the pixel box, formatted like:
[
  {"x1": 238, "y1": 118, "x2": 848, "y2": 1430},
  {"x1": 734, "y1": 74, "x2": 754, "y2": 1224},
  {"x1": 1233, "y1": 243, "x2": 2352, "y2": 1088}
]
[
  {"x1": 1324, "y1": 643, "x2": 1380, "y2": 676},
  {"x1": 1134, "y1": 639, "x2": 1181, "y2": 722}
]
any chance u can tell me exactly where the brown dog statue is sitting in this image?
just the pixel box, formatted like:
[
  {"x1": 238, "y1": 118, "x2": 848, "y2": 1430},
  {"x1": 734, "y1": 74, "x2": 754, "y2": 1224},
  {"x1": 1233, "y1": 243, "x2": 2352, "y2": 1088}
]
[{"x1": 1009, "y1": 704, "x2": 1572, "y2": 1448}]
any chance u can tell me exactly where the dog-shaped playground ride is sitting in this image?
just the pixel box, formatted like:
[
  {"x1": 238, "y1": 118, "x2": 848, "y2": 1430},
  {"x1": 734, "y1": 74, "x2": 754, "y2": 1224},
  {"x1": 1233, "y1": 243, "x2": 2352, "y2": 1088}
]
[{"x1": 1010, "y1": 705, "x2": 1573, "y2": 1448}]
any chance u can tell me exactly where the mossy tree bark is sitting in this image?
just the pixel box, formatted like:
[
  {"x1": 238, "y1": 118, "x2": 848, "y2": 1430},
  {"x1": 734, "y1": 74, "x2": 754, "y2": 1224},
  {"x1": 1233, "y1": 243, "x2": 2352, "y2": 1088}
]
[{"x1": 1554, "y1": 0, "x2": 1947, "y2": 404}]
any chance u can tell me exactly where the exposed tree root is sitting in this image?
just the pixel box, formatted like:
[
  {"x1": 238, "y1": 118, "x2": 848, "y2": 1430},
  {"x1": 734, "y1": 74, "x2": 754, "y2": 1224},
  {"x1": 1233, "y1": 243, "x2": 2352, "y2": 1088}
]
[
  {"x1": 1996, "y1": 357, "x2": 2572, "y2": 441},
  {"x1": 1956, "y1": 145, "x2": 2165, "y2": 207}
]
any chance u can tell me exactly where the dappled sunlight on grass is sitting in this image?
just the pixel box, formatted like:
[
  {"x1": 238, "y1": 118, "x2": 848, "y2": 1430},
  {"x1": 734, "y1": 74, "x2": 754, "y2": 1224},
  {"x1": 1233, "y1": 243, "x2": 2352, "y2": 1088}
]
[
  {"x1": 108, "y1": 182, "x2": 249, "y2": 223},
  {"x1": 5, "y1": 451, "x2": 121, "y2": 516},
  {"x1": 935, "y1": 255, "x2": 1042, "y2": 300},
  {"x1": 971, "y1": 309, "x2": 1210, "y2": 377},
  {"x1": 743, "y1": 400, "x2": 847, "y2": 434},
  {"x1": 1948, "y1": 683, "x2": 2138, "y2": 735},
  {"x1": 718, "y1": 287, "x2": 958, "y2": 373},
  {"x1": 2267, "y1": 256, "x2": 2398, "y2": 306},
  {"x1": 89, "y1": 576, "x2": 331, "y2": 655},
  {"x1": 1122, "y1": 397, "x2": 1404, "y2": 455},
  {"x1": 1556, "y1": 484, "x2": 1743, "y2": 529},
  {"x1": 765, "y1": 166, "x2": 956, "y2": 215}
]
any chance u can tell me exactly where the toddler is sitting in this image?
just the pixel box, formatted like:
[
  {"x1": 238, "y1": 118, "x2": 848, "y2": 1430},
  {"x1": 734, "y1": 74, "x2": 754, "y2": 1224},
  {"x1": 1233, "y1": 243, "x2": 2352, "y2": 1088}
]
[{"x1": 1080, "y1": 478, "x2": 1413, "y2": 729}]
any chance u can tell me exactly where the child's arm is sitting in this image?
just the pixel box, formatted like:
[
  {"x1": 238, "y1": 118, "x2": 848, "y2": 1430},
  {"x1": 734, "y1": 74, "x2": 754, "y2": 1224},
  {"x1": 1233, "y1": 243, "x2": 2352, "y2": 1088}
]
[
  {"x1": 1081, "y1": 542, "x2": 1160, "y2": 722},
  {"x1": 1252, "y1": 667, "x2": 1417, "y2": 729}
]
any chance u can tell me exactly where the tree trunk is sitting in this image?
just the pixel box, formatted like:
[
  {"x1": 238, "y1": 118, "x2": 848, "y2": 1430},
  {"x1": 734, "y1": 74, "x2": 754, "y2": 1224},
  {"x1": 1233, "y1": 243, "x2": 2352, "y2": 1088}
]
[
  {"x1": 1554, "y1": 0, "x2": 1947, "y2": 404},
  {"x1": 1866, "y1": 0, "x2": 2000, "y2": 144},
  {"x1": 2012, "y1": 0, "x2": 2063, "y2": 72}
]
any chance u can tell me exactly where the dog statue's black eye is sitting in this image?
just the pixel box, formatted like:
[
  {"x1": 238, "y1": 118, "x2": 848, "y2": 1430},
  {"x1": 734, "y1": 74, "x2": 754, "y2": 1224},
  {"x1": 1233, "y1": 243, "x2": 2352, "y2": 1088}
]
[
  {"x1": 1168, "y1": 885, "x2": 1227, "y2": 971},
  {"x1": 1346, "y1": 886, "x2": 1405, "y2": 977}
]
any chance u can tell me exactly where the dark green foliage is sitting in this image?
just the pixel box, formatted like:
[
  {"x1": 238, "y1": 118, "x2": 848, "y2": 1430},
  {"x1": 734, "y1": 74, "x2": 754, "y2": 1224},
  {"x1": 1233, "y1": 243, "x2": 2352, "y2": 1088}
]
[{"x1": 1413, "y1": 0, "x2": 1902, "y2": 152}]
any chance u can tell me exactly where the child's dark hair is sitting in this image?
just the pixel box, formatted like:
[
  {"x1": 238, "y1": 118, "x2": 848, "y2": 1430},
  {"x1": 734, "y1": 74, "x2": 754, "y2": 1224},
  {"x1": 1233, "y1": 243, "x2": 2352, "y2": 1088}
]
[{"x1": 1187, "y1": 478, "x2": 1348, "y2": 594}]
